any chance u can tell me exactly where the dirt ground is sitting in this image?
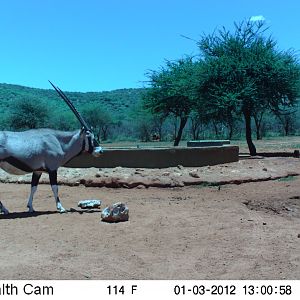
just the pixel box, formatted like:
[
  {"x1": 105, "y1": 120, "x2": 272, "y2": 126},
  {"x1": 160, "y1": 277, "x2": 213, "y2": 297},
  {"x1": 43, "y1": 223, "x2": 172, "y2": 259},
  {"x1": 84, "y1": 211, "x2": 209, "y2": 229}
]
[{"x1": 1, "y1": 157, "x2": 300, "y2": 280}]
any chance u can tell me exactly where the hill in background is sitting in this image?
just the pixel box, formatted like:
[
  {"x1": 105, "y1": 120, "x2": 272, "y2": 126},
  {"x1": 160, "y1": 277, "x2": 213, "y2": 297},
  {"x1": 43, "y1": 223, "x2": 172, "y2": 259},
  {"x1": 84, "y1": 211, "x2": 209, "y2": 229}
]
[{"x1": 0, "y1": 83, "x2": 146, "y2": 122}]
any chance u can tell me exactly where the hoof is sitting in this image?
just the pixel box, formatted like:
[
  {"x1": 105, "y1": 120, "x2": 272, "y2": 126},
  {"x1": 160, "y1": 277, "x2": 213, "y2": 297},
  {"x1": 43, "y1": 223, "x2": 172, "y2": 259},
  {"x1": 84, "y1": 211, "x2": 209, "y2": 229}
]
[
  {"x1": 56, "y1": 201, "x2": 67, "y2": 213},
  {"x1": 0, "y1": 202, "x2": 9, "y2": 215},
  {"x1": 1, "y1": 208, "x2": 9, "y2": 215},
  {"x1": 58, "y1": 207, "x2": 67, "y2": 214}
]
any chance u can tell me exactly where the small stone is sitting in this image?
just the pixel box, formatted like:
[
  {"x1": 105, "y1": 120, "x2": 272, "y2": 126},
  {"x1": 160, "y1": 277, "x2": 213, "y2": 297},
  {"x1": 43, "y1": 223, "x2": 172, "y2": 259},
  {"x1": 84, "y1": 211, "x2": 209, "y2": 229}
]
[
  {"x1": 136, "y1": 184, "x2": 146, "y2": 189},
  {"x1": 113, "y1": 167, "x2": 123, "y2": 172},
  {"x1": 162, "y1": 172, "x2": 170, "y2": 176},
  {"x1": 78, "y1": 200, "x2": 102, "y2": 209},
  {"x1": 173, "y1": 171, "x2": 182, "y2": 177},
  {"x1": 189, "y1": 170, "x2": 200, "y2": 178},
  {"x1": 263, "y1": 222, "x2": 267, "y2": 225},
  {"x1": 101, "y1": 202, "x2": 129, "y2": 223},
  {"x1": 177, "y1": 165, "x2": 184, "y2": 170},
  {"x1": 263, "y1": 168, "x2": 268, "y2": 171},
  {"x1": 297, "y1": 234, "x2": 300, "y2": 238}
]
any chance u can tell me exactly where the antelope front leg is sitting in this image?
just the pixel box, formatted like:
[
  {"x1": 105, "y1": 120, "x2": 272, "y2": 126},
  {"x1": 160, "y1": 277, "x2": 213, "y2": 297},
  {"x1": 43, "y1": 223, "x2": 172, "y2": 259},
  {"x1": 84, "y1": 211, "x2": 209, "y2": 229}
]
[
  {"x1": 49, "y1": 170, "x2": 66, "y2": 213},
  {"x1": 0, "y1": 201, "x2": 9, "y2": 215},
  {"x1": 27, "y1": 172, "x2": 42, "y2": 213}
]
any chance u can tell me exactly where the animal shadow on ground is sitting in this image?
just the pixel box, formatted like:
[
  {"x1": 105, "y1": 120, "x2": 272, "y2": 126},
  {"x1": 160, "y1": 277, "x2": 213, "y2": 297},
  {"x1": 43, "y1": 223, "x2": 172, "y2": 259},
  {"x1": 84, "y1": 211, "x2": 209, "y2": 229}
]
[{"x1": 0, "y1": 208, "x2": 101, "y2": 220}]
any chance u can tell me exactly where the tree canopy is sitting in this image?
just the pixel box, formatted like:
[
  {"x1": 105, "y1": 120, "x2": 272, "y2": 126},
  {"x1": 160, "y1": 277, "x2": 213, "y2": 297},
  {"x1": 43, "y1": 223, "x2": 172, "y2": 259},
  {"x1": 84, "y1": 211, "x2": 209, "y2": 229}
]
[
  {"x1": 144, "y1": 57, "x2": 200, "y2": 145},
  {"x1": 197, "y1": 20, "x2": 300, "y2": 154}
]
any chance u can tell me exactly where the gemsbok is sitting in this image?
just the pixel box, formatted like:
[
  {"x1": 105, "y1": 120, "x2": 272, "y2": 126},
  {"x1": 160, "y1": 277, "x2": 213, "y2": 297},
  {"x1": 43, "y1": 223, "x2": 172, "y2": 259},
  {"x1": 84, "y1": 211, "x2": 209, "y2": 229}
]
[{"x1": 0, "y1": 81, "x2": 103, "y2": 214}]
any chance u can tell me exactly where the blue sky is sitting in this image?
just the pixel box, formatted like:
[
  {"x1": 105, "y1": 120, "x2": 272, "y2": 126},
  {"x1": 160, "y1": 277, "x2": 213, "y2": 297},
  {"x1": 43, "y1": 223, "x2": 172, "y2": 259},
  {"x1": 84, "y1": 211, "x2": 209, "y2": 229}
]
[{"x1": 0, "y1": 0, "x2": 300, "y2": 92}]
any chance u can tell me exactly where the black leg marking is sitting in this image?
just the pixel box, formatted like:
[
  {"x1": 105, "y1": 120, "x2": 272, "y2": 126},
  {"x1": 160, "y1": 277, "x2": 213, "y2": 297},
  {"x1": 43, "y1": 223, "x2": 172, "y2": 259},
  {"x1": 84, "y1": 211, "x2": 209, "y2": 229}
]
[
  {"x1": 49, "y1": 170, "x2": 58, "y2": 185},
  {"x1": 49, "y1": 170, "x2": 60, "y2": 202},
  {"x1": 27, "y1": 172, "x2": 42, "y2": 212},
  {"x1": 32, "y1": 172, "x2": 42, "y2": 187}
]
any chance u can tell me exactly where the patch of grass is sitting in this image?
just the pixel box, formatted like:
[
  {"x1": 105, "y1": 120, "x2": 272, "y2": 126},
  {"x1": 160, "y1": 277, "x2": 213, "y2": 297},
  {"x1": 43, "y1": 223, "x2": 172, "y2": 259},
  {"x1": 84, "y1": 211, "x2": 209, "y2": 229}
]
[
  {"x1": 291, "y1": 143, "x2": 300, "y2": 148},
  {"x1": 277, "y1": 176, "x2": 298, "y2": 182}
]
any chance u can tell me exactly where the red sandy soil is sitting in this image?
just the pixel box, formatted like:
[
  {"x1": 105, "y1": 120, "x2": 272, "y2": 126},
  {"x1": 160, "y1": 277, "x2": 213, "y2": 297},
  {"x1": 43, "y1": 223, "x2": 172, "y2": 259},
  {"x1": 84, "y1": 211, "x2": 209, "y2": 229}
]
[{"x1": 0, "y1": 157, "x2": 300, "y2": 279}]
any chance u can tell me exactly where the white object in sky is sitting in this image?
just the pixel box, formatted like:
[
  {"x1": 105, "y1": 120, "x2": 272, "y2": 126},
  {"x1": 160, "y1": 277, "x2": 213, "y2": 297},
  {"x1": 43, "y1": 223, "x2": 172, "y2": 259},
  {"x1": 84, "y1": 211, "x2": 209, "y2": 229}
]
[{"x1": 250, "y1": 15, "x2": 266, "y2": 22}]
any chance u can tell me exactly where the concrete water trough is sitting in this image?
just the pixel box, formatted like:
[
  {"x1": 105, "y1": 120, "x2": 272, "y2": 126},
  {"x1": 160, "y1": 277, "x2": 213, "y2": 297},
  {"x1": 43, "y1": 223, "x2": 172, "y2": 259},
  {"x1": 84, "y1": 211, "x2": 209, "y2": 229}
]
[{"x1": 65, "y1": 145, "x2": 239, "y2": 169}]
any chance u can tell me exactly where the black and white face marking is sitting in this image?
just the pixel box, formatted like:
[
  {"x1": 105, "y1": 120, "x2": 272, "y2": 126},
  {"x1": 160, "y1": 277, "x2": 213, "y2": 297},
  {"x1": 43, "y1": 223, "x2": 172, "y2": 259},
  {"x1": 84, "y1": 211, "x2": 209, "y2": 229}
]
[{"x1": 83, "y1": 130, "x2": 103, "y2": 157}]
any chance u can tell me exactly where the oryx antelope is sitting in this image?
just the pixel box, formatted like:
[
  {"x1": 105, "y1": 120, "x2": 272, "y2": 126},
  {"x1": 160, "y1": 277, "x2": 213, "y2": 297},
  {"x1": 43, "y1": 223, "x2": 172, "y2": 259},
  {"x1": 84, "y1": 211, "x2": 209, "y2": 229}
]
[{"x1": 0, "y1": 81, "x2": 103, "y2": 214}]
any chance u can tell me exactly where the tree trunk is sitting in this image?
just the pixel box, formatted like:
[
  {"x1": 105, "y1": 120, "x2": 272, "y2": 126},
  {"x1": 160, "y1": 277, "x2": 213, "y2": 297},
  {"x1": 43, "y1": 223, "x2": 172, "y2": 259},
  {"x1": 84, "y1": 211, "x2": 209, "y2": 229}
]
[
  {"x1": 173, "y1": 116, "x2": 178, "y2": 140},
  {"x1": 195, "y1": 127, "x2": 200, "y2": 140},
  {"x1": 213, "y1": 121, "x2": 219, "y2": 137},
  {"x1": 253, "y1": 113, "x2": 263, "y2": 140},
  {"x1": 284, "y1": 119, "x2": 290, "y2": 136},
  {"x1": 191, "y1": 123, "x2": 199, "y2": 140},
  {"x1": 101, "y1": 125, "x2": 109, "y2": 141},
  {"x1": 227, "y1": 125, "x2": 233, "y2": 140},
  {"x1": 244, "y1": 112, "x2": 257, "y2": 156},
  {"x1": 256, "y1": 127, "x2": 261, "y2": 140},
  {"x1": 190, "y1": 116, "x2": 201, "y2": 140},
  {"x1": 157, "y1": 124, "x2": 163, "y2": 141},
  {"x1": 226, "y1": 109, "x2": 234, "y2": 140},
  {"x1": 174, "y1": 117, "x2": 188, "y2": 146},
  {"x1": 226, "y1": 117, "x2": 233, "y2": 140}
]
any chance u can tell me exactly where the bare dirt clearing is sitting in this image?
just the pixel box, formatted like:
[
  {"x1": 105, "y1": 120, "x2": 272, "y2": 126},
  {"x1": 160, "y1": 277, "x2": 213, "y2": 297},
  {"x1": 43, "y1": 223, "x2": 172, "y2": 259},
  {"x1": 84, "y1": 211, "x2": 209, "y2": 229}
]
[{"x1": 1, "y1": 157, "x2": 300, "y2": 280}]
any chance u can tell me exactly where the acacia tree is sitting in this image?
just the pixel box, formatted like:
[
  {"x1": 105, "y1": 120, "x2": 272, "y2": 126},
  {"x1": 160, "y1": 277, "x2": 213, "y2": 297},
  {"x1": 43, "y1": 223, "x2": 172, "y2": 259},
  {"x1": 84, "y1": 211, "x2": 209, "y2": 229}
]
[
  {"x1": 198, "y1": 20, "x2": 300, "y2": 155},
  {"x1": 253, "y1": 109, "x2": 265, "y2": 140},
  {"x1": 81, "y1": 104, "x2": 113, "y2": 141},
  {"x1": 8, "y1": 97, "x2": 49, "y2": 130},
  {"x1": 144, "y1": 57, "x2": 200, "y2": 146},
  {"x1": 275, "y1": 109, "x2": 297, "y2": 136}
]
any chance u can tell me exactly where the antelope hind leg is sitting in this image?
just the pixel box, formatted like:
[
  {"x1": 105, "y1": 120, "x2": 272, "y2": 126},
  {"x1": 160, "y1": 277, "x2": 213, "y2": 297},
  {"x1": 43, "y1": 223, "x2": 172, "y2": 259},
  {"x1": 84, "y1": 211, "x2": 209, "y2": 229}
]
[{"x1": 27, "y1": 172, "x2": 42, "y2": 213}]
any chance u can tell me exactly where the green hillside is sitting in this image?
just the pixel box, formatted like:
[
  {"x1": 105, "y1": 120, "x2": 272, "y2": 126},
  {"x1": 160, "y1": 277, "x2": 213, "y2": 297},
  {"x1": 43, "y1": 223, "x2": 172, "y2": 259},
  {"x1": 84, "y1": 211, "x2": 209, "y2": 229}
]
[{"x1": 0, "y1": 83, "x2": 146, "y2": 122}]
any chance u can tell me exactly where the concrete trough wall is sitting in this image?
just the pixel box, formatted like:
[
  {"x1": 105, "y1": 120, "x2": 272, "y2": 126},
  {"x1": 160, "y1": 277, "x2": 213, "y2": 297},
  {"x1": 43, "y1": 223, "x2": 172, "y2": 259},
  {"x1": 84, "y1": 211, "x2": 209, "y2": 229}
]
[{"x1": 65, "y1": 145, "x2": 239, "y2": 169}]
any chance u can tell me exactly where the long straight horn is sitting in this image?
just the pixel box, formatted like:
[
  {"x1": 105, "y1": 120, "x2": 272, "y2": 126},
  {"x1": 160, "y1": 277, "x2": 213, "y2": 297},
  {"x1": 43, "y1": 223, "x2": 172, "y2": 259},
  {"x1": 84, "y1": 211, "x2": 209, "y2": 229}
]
[{"x1": 49, "y1": 81, "x2": 91, "y2": 131}]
